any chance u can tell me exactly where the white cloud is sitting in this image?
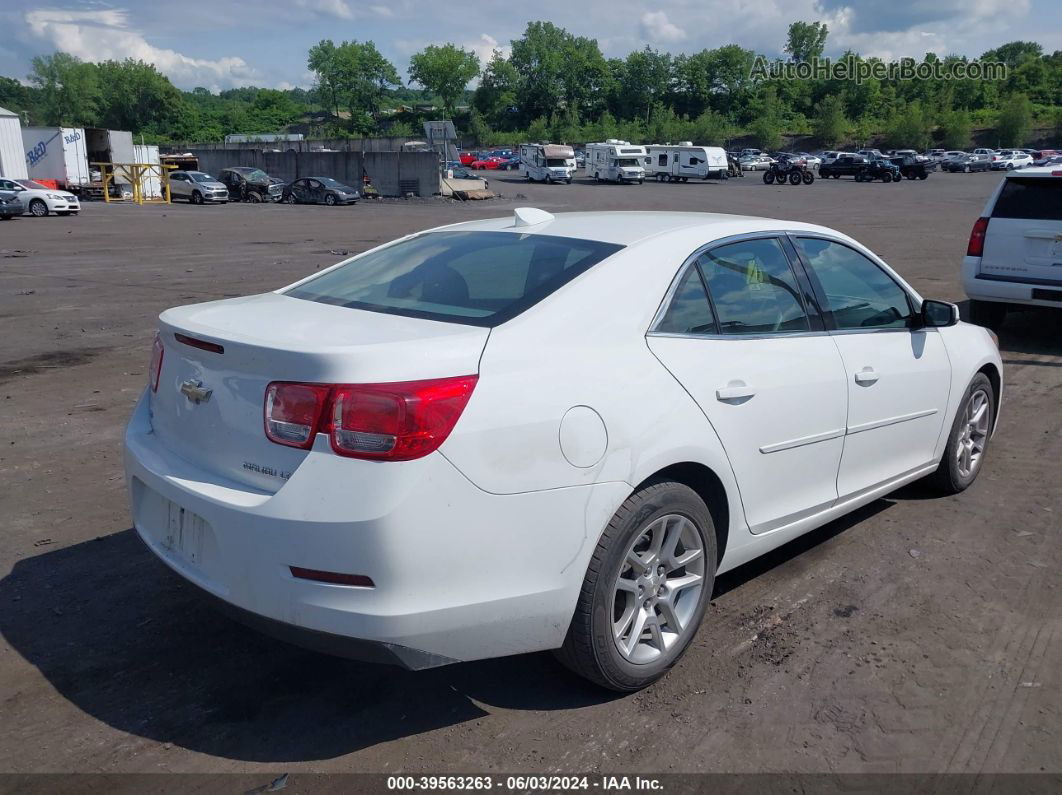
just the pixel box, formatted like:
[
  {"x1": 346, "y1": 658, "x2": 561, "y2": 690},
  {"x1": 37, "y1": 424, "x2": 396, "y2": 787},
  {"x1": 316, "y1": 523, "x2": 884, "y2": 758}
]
[
  {"x1": 465, "y1": 34, "x2": 510, "y2": 67},
  {"x1": 293, "y1": 0, "x2": 353, "y2": 20},
  {"x1": 639, "y1": 10, "x2": 686, "y2": 43},
  {"x1": 24, "y1": 8, "x2": 258, "y2": 90}
]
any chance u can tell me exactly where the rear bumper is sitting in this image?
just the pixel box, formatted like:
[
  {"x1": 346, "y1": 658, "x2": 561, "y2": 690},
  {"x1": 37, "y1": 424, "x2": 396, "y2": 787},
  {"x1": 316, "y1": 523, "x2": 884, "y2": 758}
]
[
  {"x1": 124, "y1": 391, "x2": 625, "y2": 665},
  {"x1": 963, "y1": 256, "x2": 1062, "y2": 308}
]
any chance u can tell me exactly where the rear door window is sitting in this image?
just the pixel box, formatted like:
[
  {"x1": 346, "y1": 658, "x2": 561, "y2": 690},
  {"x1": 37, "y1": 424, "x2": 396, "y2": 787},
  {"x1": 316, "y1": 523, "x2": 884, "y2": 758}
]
[
  {"x1": 286, "y1": 231, "x2": 623, "y2": 327},
  {"x1": 696, "y1": 238, "x2": 810, "y2": 335},
  {"x1": 991, "y1": 178, "x2": 1062, "y2": 220}
]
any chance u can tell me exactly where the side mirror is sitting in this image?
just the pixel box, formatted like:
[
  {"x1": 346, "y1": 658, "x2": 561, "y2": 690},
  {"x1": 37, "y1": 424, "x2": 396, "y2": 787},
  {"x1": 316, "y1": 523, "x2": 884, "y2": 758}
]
[{"x1": 921, "y1": 299, "x2": 959, "y2": 328}]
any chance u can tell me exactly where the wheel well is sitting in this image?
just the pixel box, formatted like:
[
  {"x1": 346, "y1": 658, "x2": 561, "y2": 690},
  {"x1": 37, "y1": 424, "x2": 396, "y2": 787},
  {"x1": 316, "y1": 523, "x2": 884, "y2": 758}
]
[
  {"x1": 637, "y1": 463, "x2": 729, "y2": 564},
  {"x1": 978, "y1": 363, "x2": 1002, "y2": 431}
]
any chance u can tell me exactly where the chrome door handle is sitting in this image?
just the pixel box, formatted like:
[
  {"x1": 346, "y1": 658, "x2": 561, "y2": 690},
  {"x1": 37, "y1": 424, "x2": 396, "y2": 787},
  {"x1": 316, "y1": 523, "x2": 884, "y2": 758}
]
[
  {"x1": 716, "y1": 381, "x2": 755, "y2": 401},
  {"x1": 854, "y1": 368, "x2": 879, "y2": 385}
]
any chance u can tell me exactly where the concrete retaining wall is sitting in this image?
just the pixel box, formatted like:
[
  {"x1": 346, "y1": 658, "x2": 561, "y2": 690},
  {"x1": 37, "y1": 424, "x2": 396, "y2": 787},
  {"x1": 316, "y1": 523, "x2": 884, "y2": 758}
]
[{"x1": 187, "y1": 149, "x2": 438, "y2": 196}]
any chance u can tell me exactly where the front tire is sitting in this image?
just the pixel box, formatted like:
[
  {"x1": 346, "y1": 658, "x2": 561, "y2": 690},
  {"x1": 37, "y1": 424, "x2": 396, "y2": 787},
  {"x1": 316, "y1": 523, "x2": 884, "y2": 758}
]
[
  {"x1": 284, "y1": 193, "x2": 297, "y2": 204},
  {"x1": 191, "y1": 190, "x2": 204, "y2": 205},
  {"x1": 763, "y1": 171, "x2": 774, "y2": 184},
  {"x1": 927, "y1": 374, "x2": 995, "y2": 494},
  {"x1": 802, "y1": 170, "x2": 814, "y2": 184},
  {"x1": 29, "y1": 199, "x2": 48, "y2": 217},
  {"x1": 556, "y1": 480, "x2": 716, "y2": 691},
  {"x1": 325, "y1": 193, "x2": 337, "y2": 206}
]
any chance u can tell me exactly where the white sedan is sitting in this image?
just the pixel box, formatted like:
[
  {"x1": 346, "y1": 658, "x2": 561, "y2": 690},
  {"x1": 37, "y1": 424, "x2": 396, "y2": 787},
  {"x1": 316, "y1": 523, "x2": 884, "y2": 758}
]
[
  {"x1": 125, "y1": 209, "x2": 1002, "y2": 690},
  {"x1": 0, "y1": 178, "x2": 80, "y2": 216}
]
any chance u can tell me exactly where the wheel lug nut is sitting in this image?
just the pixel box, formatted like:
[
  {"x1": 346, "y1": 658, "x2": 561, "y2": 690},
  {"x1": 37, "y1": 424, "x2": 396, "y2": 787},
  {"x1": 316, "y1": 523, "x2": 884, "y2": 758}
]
[
  {"x1": 657, "y1": 566, "x2": 665, "y2": 576},
  {"x1": 658, "y1": 586, "x2": 666, "y2": 596}
]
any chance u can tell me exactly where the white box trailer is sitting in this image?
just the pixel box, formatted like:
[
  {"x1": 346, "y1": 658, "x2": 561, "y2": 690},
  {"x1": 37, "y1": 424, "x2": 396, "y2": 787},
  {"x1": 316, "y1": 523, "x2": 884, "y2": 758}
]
[
  {"x1": 132, "y1": 143, "x2": 162, "y2": 198},
  {"x1": 86, "y1": 128, "x2": 135, "y2": 187},
  {"x1": 21, "y1": 126, "x2": 90, "y2": 188},
  {"x1": 0, "y1": 106, "x2": 28, "y2": 180},
  {"x1": 643, "y1": 143, "x2": 729, "y2": 182},
  {"x1": 519, "y1": 143, "x2": 575, "y2": 183},
  {"x1": 585, "y1": 140, "x2": 646, "y2": 183}
]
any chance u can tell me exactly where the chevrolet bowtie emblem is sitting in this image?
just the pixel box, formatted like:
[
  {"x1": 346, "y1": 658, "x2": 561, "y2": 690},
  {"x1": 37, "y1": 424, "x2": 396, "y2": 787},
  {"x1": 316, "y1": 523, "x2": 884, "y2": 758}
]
[{"x1": 179, "y1": 379, "x2": 212, "y2": 404}]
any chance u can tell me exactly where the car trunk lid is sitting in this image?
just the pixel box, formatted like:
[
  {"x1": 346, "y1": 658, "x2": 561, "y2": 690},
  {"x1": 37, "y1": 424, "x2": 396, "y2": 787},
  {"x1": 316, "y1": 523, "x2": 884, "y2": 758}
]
[
  {"x1": 150, "y1": 292, "x2": 489, "y2": 491},
  {"x1": 981, "y1": 174, "x2": 1062, "y2": 285}
]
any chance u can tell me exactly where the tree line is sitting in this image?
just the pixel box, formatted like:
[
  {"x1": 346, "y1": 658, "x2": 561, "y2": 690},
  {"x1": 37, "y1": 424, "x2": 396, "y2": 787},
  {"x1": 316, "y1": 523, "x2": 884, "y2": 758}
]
[{"x1": 1, "y1": 21, "x2": 1059, "y2": 150}]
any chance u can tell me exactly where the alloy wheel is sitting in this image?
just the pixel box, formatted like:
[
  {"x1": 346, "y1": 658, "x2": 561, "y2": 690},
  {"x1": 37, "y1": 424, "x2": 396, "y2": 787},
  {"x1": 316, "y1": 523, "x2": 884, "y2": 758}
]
[
  {"x1": 611, "y1": 514, "x2": 705, "y2": 664},
  {"x1": 956, "y1": 388, "x2": 990, "y2": 479}
]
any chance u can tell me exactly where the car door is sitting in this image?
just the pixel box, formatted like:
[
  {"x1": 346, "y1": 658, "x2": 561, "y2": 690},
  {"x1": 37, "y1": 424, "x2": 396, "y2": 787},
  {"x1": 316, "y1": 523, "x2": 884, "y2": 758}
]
[
  {"x1": 169, "y1": 173, "x2": 188, "y2": 200},
  {"x1": 647, "y1": 235, "x2": 849, "y2": 534},
  {"x1": 792, "y1": 236, "x2": 951, "y2": 498},
  {"x1": 307, "y1": 179, "x2": 325, "y2": 203}
]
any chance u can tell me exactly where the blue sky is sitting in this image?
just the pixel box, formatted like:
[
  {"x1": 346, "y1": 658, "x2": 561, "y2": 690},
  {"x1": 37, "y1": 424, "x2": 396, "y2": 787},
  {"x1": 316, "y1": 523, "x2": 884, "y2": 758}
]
[{"x1": 1, "y1": 0, "x2": 1059, "y2": 92}]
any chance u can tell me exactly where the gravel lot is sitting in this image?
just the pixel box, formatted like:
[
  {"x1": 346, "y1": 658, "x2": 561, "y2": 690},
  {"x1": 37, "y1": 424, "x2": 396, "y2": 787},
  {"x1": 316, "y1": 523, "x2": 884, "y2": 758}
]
[{"x1": 1, "y1": 170, "x2": 1059, "y2": 777}]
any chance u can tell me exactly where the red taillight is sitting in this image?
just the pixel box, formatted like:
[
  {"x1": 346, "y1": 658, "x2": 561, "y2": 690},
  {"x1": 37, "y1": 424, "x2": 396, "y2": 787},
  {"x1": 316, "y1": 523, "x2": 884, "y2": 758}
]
[
  {"x1": 967, "y1": 216, "x2": 989, "y2": 257},
  {"x1": 263, "y1": 375, "x2": 478, "y2": 460},
  {"x1": 264, "y1": 382, "x2": 331, "y2": 449},
  {"x1": 148, "y1": 333, "x2": 164, "y2": 392},
  {"x1": 330, "y1": 375, "x2": 478, "y2": 461}
]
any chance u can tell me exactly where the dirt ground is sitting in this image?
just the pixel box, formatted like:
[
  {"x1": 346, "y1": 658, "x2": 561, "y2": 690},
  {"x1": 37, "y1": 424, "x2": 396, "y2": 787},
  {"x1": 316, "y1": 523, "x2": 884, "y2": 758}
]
[{"x1": 1, "y1": 170, "x2": 1059, "y2": 777}]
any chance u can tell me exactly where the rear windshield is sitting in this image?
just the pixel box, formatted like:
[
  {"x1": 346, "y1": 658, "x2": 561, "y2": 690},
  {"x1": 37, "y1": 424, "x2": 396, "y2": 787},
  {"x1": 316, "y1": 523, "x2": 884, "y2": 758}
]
[
  {"x1": 992, "y1": 178, "x2": 1062, "y2": 220},
  {"x1": 285, "y1": 231, "x2": 624, "y2": 327}
]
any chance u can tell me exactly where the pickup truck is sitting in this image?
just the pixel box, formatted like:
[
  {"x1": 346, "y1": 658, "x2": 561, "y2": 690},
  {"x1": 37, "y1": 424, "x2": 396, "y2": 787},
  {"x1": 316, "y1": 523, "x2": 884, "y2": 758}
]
[
  {"x1": 889, "y1": 154, "x2": 934, "y2": 180},
  {"x1": 819, "y1": 154, "x2": 900, "y2": 182}
]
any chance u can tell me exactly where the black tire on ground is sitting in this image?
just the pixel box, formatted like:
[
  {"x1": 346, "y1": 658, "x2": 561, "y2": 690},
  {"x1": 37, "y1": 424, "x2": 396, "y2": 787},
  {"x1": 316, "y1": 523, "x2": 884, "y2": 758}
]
[
  {"x1": 919, "y1": 173, "x2": 928, "y2": 180},
  {"x1": 555, "y1": 479, "x2": 717, "y2": 691},
  {"x1": 763, "y1": 171, "x2": 774, "y2": 184},
  {"x1": 968, "y1": 299, "x2": 1008, "y2": 330},
  {"x1": 907, "y1": 173, "x2": 916, "y2": 180},
  {"x1": 191, "y1": 191, "x2": 203, "y2": 204},
  {"x1": 29, "y1": 199, "x2": 48, "y2": 217},
  {"x1": 855, "y1": 173, "x2": 864, "y2": 182},
  {"x1": 0, "y1": 215, "x2": 11, "y2": 220},
  {"x1": 802, "y1": 170, "x2": 814, "y2": 184},
  {"x1": 325, "y1": 193, "x2": 337, "y2": 205},
  {"x1": 247, "y1": 192, "x2": 262, "y2": 203},
  {"x1": 789, "y1": 171, "x2": 801, "y2": 184},
  {"x1": 284, "y1": 194, "x2": 297, "y2": 204},
  {"x1": 926, "y1": 373, "x2": 995, "y2": 495}
]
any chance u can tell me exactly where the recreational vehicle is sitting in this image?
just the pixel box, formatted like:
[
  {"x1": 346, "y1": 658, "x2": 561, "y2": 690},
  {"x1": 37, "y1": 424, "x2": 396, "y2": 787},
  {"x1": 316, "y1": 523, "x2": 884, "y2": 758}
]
[
  {"x1": 585, "y1": 140, "x2": 646, "y2": 183},
  {"x1": 519, "y1": 143, "x2": 575, "y2": 183},
  {"x1": 643, "y1": 143, "x2": 729, "y2": 182}
]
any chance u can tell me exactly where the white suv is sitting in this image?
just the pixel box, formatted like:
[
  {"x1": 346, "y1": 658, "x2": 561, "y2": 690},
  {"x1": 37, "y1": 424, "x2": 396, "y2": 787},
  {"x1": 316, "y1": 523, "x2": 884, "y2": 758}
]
[{"x1": 963, "y1": 167, "x2": 1062, "y2": 328}]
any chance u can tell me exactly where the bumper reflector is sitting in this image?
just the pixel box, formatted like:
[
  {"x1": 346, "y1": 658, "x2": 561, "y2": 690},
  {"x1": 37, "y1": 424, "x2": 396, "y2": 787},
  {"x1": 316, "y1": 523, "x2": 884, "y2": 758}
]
[{"x1": 289, "y1": 566, "x2": 374, "y2": 588}]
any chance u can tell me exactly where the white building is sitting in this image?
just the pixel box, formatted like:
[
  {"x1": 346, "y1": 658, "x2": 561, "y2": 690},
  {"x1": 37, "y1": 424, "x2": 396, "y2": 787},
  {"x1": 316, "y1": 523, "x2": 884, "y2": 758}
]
[{"x1": 0, "y1": 106, "x2": 29, "y2": 180}]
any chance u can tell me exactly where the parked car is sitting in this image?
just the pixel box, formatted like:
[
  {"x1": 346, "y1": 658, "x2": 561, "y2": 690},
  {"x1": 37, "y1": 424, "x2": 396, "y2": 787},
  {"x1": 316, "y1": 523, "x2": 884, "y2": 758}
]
[
  {"x1": 283, "y1": 177, "x2": 359, "y2": 205},
  {"x1": 796, "y1": 152, "x2": 822, "y2": 168},
  {"x1": 1032, "y1": 155, "x2": 1062, "y2": 168},
  {"x1": 925, "y1": 149, "x2": 948, "y2": 162},
  {"x1": 943, "y1": 154, "x2": 991, "y2": 173},
  {"x1": 963, "y1": 167, "x2": 1062, "y2": 329},
  {"x1": 458, "y1": 152, "x2": 477, "y2": 166},
  {"x1": 127, "y1": 207, "x2": 1001, "y2": 691},
  {"x1": 972, "y1": 148, "x2": 999, "y2": 160},
  {"x1": 889, "y1": 154, "x2": 934, "y2": 180},
  {"x1": 0, "y1": 191, "x2": 22, "y2": 219},
  {"x1": 739, "y1": 154, "x2": 773, "y2": 171},
  {"x1": 168, "y1": 170, "x2": 229, "y2": 204},
  {"x1": 818, "y1": 151, "x2": 846, "y2": 165},
  {"x1": 940, "y1": 151, "x2": 968, "y2": 167},
  {"x1": 888, "y1": 149, "x2": 929, "y2": 163},
  {"x1": 819, "y1": 154, "x2": 900, "y2": 182},
  {"x1": 447, "y1": 165, "x2": 487, "y2": 185},
  {"x1": 470, "y1": 156, "x2": 504, "y2": 170},
  {"x1": 219, "y1": 167, "x2": 284, "y2": 202},
  {"x1": 1030, "y1": 149, "x2": 1058, "y2": 166},
  {"x1": 0, "y1": 178, "x2": 80, "y2": 216},
  {"x1": 990, "y1": 151, "x2": 1033, "y2": 170}
]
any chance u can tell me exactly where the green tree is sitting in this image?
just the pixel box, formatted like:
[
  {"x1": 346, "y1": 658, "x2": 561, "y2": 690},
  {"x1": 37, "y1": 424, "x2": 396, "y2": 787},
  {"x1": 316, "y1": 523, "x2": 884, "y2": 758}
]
[
  {"x1": 938, "y1": 109, "x2": 971, "y2": 149},
  {"x1": 995, "y1": 93, "x2": 1032, "y2": 146},
  {"x1": 813, "y1": 94, "x2": 847, "y2": 146},
  {"x1": 750, "y1": 85, "x2": 783, "y2": 149},
  {"x1": 472, "y1": 50, "x2": 519, "y2": 128},
  {"x1": 95, "y1": 59, "x2": 188, "y2": 136},
  {"x1": 308, "y1": 39, "x2": 400, "y2": 130},
  {"x1": 785, "y1": 21, "x2": 829, "y2": 62},
  {"x1": 884, "y1": 101, "x2": 931, "y2": 150},
  {"x1": 408, "y1": 44, "x2": 480, "y2": 117},
  {"x1": 28, "y1": 52, "x2": 99, "y2": 126}
]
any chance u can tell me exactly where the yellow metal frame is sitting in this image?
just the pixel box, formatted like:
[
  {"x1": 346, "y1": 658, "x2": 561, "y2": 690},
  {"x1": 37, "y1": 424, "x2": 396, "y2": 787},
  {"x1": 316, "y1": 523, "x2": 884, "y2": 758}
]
[{"x1": 93, "y1": 162, "x2": 177, "y2": 204}]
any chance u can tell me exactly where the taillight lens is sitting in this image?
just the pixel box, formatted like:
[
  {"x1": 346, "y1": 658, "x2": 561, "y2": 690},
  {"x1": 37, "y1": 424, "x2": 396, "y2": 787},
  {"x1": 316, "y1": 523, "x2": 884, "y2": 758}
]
[
  {"x1": 263, "y1": 375, "x2": 478, "y2": 460},
  {"x1": 148, "y1": 333, "x2": 164, "y2": 392},
  {"x1": 331, "y1": 376, "x2": 478, "y2": 460},
  {"x1": 967, "y1": 216, "x2": 989, "y2": 257},
  {"x1": 264, "y1": 382, "x2": 331, "y2": 449}
]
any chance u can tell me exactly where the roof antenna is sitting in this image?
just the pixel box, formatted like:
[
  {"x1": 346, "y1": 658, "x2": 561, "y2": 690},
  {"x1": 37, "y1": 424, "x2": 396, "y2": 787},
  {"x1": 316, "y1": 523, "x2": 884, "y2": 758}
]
[{"x1": 513, "y1": 207, "x2": 554, "y2": 227}]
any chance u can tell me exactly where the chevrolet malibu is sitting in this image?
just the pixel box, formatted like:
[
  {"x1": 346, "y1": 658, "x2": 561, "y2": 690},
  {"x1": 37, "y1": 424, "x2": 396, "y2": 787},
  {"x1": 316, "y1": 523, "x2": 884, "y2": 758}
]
[{"x1": 125, "y1": 209, "x2": 1002, "y2": 690}]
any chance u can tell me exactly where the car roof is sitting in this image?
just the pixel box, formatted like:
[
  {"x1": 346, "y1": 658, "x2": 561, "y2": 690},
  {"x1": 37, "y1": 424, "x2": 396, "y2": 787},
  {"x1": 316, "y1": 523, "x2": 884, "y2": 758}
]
[{"x1": 436, "y1": 210, "x2": 846, "y2": 247}]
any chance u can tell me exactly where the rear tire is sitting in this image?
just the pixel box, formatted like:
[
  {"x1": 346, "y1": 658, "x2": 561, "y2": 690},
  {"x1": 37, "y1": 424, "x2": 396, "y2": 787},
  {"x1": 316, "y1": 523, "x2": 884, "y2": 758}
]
[
  {"x1": 802, "y1": 170, "x2": 814, "y2": 184},
  {"x1": 968, "y1": 299, "x2": 1007, "y2": 330},
  {"x1": 247, "y1": 192, "x2": 262, "y2": 203},
  {"x1": 927, "y1": 373, "x2": 995, "y2": 494},
  {"x1": 284, "y1": 194, "x2": 297, "y2": 204},
  {"x1": 763, "y1": 171, "x2": 774, "y2": 184},
  {"x1": 556, "y1": 480, "x2": 716, "y2": 691},
  {"x1": 789, "y1": 171, "x2": 801, "y2": 185}
]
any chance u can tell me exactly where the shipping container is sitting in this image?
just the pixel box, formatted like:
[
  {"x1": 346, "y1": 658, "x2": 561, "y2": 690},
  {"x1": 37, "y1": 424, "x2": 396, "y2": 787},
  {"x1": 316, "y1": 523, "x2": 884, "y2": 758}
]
[
  {"x1": 21, "y1": 126, "x2": 89, "y2": 188},
  {"x1": 0, "y1": 107, "x2": 29, "y2": 180}
]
